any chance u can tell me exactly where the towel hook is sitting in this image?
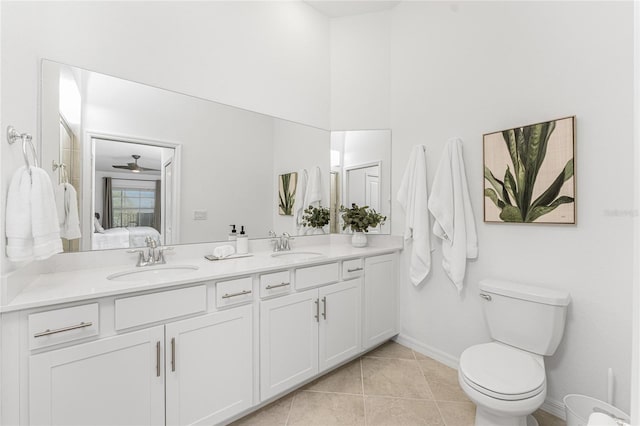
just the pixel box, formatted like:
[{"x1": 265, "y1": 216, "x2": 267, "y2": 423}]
[
  {"x1": 7, "y1": 126, "x2": 39, "y2": 175},
  {"x1": 52, "y1": 160, "x2": 69, "y2": 184}
]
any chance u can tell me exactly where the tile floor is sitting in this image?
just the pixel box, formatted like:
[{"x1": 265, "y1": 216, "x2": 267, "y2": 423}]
[{"x1": 232, "y1": 341, "x2": 566, "y2": 426}]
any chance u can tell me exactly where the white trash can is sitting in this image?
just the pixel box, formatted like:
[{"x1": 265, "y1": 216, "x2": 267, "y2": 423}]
[{"x1": 563, "y1": 394, "x2": 630, "y2": 426}]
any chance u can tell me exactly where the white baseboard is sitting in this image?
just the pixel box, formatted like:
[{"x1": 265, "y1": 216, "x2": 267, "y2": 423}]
[
  {"x1": 540, "y1": 397, "x2": 567, "y2": 421},
  {"x1": 394, "y1": 333, "x2": 567, "y2": 421}
]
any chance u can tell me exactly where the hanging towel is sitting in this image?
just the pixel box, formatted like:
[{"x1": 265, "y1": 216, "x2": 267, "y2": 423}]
[
  {"x1": 304, "y1": 166, "x2": 323, "y2": 209},
  {"x1": 55, "y1": 183, "x2": 81, "y2": 240},
  {"x1": 397, "y1": 145, "x2": 431, "y2": 286},
  {"x1": 292, "y1": 168, "x2": 308, "y2": 232},
  {"x1": 6, "y1": 167, "x2": 62, "y2": 262},
  {"x1": 428, "y1": 138, "x2": 478, "y2": 293}
]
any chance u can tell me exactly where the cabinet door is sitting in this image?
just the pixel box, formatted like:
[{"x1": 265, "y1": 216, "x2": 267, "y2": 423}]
[
  {"x1": 165, "y1": 305, "x2": 253, "y2": 426},
  {"x1": 319, "y1": 278, "x2": 362, "y2": 372},
  {"x1": 29, "y1": 326, "x2": 165, "y2": 426},
  {"x1": 260, "y1": 289, "x2": 319, "y2": 400},
  {"x1": 364, "y1": 253, "x2": 398, "y2": 349}
]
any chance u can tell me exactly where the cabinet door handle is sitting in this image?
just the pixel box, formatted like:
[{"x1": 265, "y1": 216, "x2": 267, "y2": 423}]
[
  {"x1": 314, "y1": 299, "x2": 319, "y2": 322},
  {"x1": 347, "y1": 267, "x2": 363, "y2": 273},
  {"x1": 156, "y1": 341, "x2": 161, "y2": 377},
  {"x1": 33, "y1": 321, "x2": 93, "y2": 338},
  {"x1": 322, "y1": 297, "x2": 327, "y2": 319},
  {"x1": 171, "y1": 337, "x2": 176, "y2": 372},
  {"x1": 265, "y1": 282, "x2": 290, "y2": 290},
  {"x1": 221, "y1": 289, "x2": 252, "y2": 299}
]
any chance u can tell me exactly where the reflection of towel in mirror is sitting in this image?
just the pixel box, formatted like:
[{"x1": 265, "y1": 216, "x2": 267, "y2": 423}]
[
  {"x1": 6, "y1": 166, "x2": 63, "y2": 262},
  {"x1": 428, "y1": 138, "x2": 477, "y2": 293},
  {"x1": 304, "y1": 166, "x2": 323, "y2": 209},
  {"x1": 397, "y1": 145, "x2": 431, "y2": 286},
  {"x1": 293, "y1": 169, "x2": 308, "y2": 231},
  {"x1": 55, "y1": 183, "x2": 81, "y2": 240}
]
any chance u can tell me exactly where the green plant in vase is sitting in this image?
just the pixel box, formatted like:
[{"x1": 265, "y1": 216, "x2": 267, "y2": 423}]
[
  {"x1": 302, "y1": 205, "x2": 330, "y2": 234},
  {"x1": 339, "y1": 203, "x2": 386, "y2": 247}
]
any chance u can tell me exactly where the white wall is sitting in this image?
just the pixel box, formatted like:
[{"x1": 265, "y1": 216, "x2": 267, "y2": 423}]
[
  {"x1": 331, "y1": 1, "x2": 634, "y2": 415},
  {"x1": 1, "y1": 1, "x2": 330, "y2": 273},
  {"x1": 330, "y1": 10, "x2": 390, "y2": 130}
]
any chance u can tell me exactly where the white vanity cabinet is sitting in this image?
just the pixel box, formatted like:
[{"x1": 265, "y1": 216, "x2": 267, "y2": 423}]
[
  {"x1": 260, "y1": 277, "x2": 362, "y2": 400},
  {"x1": 363, "y1": 253, "x2": 398, "y2": 349},
  {"x1": 27, "y1": 293, "x2": 253, "y2": 426},
  {"x1": 29, "y1": 326, "x2": 166, "y2": 426},
  {"x1": 165, "y1": 305, "x2": 253, "y2": 426}
]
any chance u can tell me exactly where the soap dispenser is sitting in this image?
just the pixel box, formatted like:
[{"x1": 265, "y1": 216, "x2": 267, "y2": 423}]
[
  {"x1": 228, "y1": 225, "x2": 237, "y2": 241},
  {"x1": 236, "y1": 226, "x2": 249, "y2": 254}
]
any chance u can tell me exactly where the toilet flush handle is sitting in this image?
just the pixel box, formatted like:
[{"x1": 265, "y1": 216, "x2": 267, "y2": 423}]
[{"x1": 479, "y1": 293, "x2": 492, "y2": 301}]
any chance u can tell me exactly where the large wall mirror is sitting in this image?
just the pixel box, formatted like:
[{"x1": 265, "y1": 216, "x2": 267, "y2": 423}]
[{"x1": 40, "y1": 59, "x2": 391, "y2": 252}]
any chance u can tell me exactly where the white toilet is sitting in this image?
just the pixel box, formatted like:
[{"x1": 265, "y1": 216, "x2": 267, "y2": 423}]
[{"x1": 458, "y1": 279, "x2": 571, "y2": 426}]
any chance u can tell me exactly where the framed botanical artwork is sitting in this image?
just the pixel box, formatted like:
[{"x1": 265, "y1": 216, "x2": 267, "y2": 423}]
[
  {"x1": 483, "y1": 116, "x2": 576, "y2": 224},
  {"x1": 278, "y1": 172, "x2": 298, "y2": 216}
]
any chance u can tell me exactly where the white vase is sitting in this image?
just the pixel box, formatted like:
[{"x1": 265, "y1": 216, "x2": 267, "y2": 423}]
[
  {"x1": 312, "y1": 227, "x2": 325, "y2": 235},
  {"x1": 351, "y1": 231, "x2": 367, "y2": 248}
]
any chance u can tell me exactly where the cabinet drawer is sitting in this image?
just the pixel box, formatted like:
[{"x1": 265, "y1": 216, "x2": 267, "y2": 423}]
[
  {"x1": 260, "y1": 270, "x2": 291, "y2": 298},
  {"x1": 342, "y1": 258, "x2": 364, "y2": 279},
  {"x1": 216, "y1": 277, "x2": 253, "y2": 308},
  {"x1": 295, "y1": 263, "x2": 339, "y2": 290},
  {"x1": 29, "y1": 303, "x2": 99, "y2": 350},
  {"x1": 115, "y1": 285, "x2": 206, "y2": 330}
]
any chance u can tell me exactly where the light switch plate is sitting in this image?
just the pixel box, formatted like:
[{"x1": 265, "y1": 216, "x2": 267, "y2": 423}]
[{"x1": 193, "y1": 210, "x2": 208, "y2": 220}]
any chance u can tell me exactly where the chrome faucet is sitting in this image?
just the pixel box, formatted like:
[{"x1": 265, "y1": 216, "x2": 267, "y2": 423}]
[
  {"x1": 269, "y1": 231, "x2": 294, "y2": 252},
  {"x1": 128, "y1": 237, "x2": 174, "y2": 267}
]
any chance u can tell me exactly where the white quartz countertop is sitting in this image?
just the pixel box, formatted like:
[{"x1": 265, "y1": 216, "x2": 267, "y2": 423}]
[{"x1": 3, "y1": 241, "x2": 402, "y2": 313}]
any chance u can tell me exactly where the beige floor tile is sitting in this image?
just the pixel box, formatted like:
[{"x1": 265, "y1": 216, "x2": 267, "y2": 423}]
[
  {"x1": 533, "y1": 409, "x2": 566, "y2": 426},
  {"x1": 365, "y1": 396, "x2": 445, "y2": 426},
  {"x1": 230, "y1": 393, "x2": 294, "y2": 426},
  {"x1": 437, "y1": 401, "x2": 476, "y2": 426},
  {"x1": 365, "y1": 340, "x2": 416, "y2": 360},
  {"x1": 413, "y1": 350, "x2": 431, "y2": 361},
  {"x1": 427, "y1": 379, "x2": 470, "y2": 403},
  {"x1": 417, "y1": 357, "x2": 459, "y2": 385},
  {"x1": 287, "y1": 391, "x2": 365, "y2": 426},
  {"x1": 304, "y1": 359, "x2": 363, "y2": 394},
  {"x1": 362, "y1": 357, "x2": 433, "y2": 399}
]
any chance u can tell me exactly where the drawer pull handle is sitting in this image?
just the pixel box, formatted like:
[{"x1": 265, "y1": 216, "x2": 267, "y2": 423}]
[
  {"x1": 265, "y1": 282, "x2": 290, "y2": 290},
  {"x1": 314, "y1": 298, "x2": 320, "y2": 322},
  {"x1": 222, "y1": 289, "x2": 252, "y2": 299},
  {"x1": 347, "y1": 267, "x2": 363, "y2": 273},
  {"x1": 34, "y1": 321, "x2": 93, "y2": 338}
]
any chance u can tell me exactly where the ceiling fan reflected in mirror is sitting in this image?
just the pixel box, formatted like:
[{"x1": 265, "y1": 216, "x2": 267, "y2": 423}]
[{"x1": 112, "y1": 155, "x2": 160, "y2": 173}]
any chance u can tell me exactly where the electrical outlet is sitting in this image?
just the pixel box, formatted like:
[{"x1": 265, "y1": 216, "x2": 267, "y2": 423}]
[{"x1": 193, "y1": 210, "x2": 208, "y2": 220}]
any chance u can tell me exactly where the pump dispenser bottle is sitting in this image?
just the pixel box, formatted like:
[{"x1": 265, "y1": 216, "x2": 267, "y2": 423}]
[
  {"x1": 228, "y1": 225, "x2": 237, "y2": 241},
  {"x1": 236, "y1": 226, "x2": 248, "y2": 254}
]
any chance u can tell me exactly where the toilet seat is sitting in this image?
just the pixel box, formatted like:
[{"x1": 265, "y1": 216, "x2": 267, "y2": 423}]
[{"x1": 460, "y1": 342, "x2": 545, "y2": 401}]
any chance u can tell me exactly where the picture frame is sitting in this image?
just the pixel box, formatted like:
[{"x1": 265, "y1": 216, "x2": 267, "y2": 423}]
[
  {"x1": 278, "y1": 172, "x2": 298, "y2": 216},
  {"x1": 483, "y1": 116, "x2": 576, "y2": 224}
]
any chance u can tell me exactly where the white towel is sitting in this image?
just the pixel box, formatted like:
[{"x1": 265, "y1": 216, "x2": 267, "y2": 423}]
[
  {"x1": 397, "y1": 145, "x2": 431, "y2": 286},
  {"x1": 304, "y1": 166, "x2": 323, "y2": 209},
  {"x1": 292, "y1": 169, "x2": 308, "y2": 231},
  {"x1": 428, "y1": 138, "x2": 478, "y2": 293},
  {"x1": 55, "y1": 183, "x2": 81, "y2": 240},
  {"x1": 6, "y1": 167, "x2": 63, "y2": 262},
  {"x1": 213, "y1": 245, "x2": 236, "y2": 259}
]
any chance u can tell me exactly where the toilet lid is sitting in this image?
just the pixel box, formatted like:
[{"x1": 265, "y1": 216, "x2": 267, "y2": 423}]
[{"x1": 460, "y1": 342, "x2": 545, "y2": 401}]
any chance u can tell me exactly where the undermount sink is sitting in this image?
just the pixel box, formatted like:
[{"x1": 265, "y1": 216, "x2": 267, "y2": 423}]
[
  {"x1": 107, "y1": 265, "x2": 200, "y2": 281},
  {"x1": 270, "y1": 251, "x2": 326, "y2": 260}
]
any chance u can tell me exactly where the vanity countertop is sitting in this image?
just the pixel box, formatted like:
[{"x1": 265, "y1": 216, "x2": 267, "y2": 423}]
[{"x1": 3, "y1": 241, "x2": 402, "y2": 313}]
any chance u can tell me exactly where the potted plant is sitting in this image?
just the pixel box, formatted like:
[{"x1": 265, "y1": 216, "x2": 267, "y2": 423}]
[
  {"x1": 301, "y1": 205, "x2": 330, "y2": 234},
  {"x1": 339, "y1": 203, "x2": 386, "y2": 247}
]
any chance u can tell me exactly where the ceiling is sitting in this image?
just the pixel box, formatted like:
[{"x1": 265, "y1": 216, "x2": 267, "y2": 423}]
[
  {"x1": 94, "y1": 138, "x2": 163, "y2": 175},
  {"x1": 304, "y1": 1, "x2": 400, "y2": 18}
]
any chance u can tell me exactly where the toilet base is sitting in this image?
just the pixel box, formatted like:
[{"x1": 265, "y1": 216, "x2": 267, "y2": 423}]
[{"x1": 475, "y1": 406, "x2": 539, "y2": 426}]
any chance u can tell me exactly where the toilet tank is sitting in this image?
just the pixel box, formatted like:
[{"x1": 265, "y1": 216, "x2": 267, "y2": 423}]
[{"x1": 479, "y1": 279, "x2": 571, "y2": 356}]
